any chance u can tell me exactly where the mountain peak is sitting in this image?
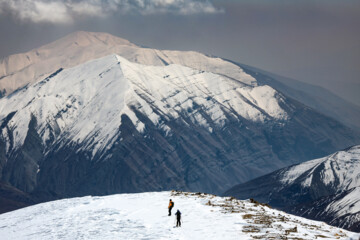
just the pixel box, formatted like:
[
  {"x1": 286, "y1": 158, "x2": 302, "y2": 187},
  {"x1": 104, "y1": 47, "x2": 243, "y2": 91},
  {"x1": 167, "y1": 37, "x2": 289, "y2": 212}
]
[
  {"x1": 0, "y1": 31, "x2": 257, "y2": 98},
  {"x1": 46, "y1": 31, "x2": 136, "y2": 49}
]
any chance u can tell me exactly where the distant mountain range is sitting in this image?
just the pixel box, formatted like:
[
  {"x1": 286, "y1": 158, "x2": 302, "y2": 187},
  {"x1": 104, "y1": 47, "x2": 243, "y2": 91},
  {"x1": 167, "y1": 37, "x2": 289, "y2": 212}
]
[
  {"x1": 224, "y1": 145, "x2": 360, "y2": 232},
  {"x1": 0, "y1": 32, "x2": 359, "y2": 216}
]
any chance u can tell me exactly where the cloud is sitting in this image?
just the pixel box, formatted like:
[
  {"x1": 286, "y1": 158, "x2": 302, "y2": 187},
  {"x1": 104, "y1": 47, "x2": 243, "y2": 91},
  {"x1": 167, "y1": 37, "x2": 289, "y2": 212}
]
[
  {"x1": 1, "y1": 0, "x2": 72, "y2": 23},
  {"x1": 0, "y1": 0, "x2": 223, "y2": 24}
]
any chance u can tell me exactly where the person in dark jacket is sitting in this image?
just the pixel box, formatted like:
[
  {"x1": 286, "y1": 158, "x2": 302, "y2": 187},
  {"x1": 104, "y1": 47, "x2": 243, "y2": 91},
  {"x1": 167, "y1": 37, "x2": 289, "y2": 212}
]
[
  {"x1": 168, "y1": 199, "x2": 174, "y2": 216},
  {"x1": 175, "y1": 209, "x2": 181, "y2": 227}
]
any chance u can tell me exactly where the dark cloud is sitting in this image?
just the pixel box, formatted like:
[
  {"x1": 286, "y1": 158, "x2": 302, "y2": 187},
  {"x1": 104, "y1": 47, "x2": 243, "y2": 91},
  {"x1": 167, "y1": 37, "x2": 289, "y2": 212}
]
[{"x1": 0, "y1": 0, "x2": 359, "y2": 106}]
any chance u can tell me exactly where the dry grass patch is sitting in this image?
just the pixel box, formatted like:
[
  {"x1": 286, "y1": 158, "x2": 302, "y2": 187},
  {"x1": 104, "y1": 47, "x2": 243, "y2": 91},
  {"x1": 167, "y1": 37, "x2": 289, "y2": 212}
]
[{"x1": 243, "y1": 214, "x2": 255, "y2": 219}]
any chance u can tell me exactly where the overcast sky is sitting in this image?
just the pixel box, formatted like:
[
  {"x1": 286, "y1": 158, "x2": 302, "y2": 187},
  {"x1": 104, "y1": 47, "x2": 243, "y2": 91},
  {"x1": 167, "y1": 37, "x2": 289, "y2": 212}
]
[{"x1": 0, "y1": 0, "x2": 359, "y2": 106}]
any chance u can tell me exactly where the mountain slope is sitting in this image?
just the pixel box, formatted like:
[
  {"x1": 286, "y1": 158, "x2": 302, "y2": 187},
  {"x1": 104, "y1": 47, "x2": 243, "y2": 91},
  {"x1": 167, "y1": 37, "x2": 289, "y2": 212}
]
[
  {"x1": 0, "y1": 191, "x2": 359, "y2": 239},
  {"x1": 224, "y1": 145, "x2": 360, "y2": 231},
  {"x1": 0, "y1": 181, "x2": 36, "y2": 214},
  {"x1": 290, "y1": 187, "x2": 360, "y2": 232},
  {"x1": 1, "y1": 54, "x2": 359, "y2": 201}
]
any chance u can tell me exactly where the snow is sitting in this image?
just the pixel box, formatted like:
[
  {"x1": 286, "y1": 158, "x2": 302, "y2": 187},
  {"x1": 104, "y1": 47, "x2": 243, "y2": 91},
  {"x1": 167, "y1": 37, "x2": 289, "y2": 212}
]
[
  {"x1": 280, "y1": 157, "x2": 325, "y2": 186},
  {"x1": 0, "y1": 191, "x2": 358, "y2": 240},
  {"x1": 0, "y1": 54, "x2": 288, "y2": 157}
]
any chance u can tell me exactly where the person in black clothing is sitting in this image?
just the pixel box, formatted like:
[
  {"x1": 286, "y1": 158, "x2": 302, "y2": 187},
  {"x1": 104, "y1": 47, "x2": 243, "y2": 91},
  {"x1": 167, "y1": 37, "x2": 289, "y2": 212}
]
[
  {"x1": 168, "y1": 199, "x2": 174, "y2": 216},
  {"x1": 175, "y1": 209, "x2": 181, "y2": 227}
]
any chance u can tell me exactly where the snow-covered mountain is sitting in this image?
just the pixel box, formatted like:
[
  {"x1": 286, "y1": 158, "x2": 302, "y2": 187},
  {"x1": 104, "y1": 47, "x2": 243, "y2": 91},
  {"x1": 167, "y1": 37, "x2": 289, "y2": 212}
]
[
  {"x1": 1, "y1": 52, "x2": 359, "y2": 202},
  {"x1": 0, "y1": 31, "x2": 256, "y2": 97},
  {"x1": 0, "y1": 54, "x2": 286, "y2": 158},
  {"x1": 0, "y1": 191, "x2": 359, "y2": 239},
  {"x1": 1, "y1": 31, "x2": 359, "y2": 131},
  {"x1": 224, "y1": 145, "x2": 360, "y2": 231}
]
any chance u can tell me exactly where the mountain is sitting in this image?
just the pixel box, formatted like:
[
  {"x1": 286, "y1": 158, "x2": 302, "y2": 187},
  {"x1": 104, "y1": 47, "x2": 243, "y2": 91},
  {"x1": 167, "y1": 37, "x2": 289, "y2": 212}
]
[
  {"x1": 0, "y1": 55, "x2": 358, "y2": 200},
  {"x1": 0, "y1": 31, "x2": 256, "y2": 97},
  {"x1": 1, "y1": 32, "x2": 360, "y2": 210},
  {"x1": 1, "y1": 31, "x2": 359, "y2": 132},
  {"x1": 224, "y1": 145, "x2": 360, "y2": 231},
  {"x1": 1, "y1": 191, "x2": 359, "y2": 239},
  {"x1": 0, "y1": 52, "x2": 359, "y2": 202}
]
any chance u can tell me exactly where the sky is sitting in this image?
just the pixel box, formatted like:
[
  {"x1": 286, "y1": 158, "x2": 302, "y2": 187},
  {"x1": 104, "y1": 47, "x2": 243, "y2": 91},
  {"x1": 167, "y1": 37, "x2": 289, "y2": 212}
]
[{"x1": 0, "y1": 0, "x2": 359, "y2": 106}]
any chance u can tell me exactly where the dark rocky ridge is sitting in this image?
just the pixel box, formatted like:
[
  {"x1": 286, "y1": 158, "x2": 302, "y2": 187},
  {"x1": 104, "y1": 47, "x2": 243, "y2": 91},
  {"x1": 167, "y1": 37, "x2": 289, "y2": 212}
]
[{"x1": 0, "y1": 181, "x2": 36, "y2": 214}]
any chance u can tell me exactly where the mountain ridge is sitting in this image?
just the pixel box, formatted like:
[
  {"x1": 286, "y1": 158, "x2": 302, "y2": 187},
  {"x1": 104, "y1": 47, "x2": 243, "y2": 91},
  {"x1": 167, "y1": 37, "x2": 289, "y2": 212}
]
[
  {"x1": 223, "y1": 145, "x2": 360, "y2": 231},
  {"x1": 0, "y1": 31, "x2": 255, "y2": 97}
]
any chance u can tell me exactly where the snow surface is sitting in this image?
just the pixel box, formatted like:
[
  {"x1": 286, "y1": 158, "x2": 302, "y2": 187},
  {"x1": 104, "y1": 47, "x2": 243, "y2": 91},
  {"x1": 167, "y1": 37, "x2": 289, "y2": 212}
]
[
  {"x1": 0, "y1": 191, "x2": 358, "y2": 240},
  {"x1": 0, "y1": 54, "x2": 288, "y2": 157}
]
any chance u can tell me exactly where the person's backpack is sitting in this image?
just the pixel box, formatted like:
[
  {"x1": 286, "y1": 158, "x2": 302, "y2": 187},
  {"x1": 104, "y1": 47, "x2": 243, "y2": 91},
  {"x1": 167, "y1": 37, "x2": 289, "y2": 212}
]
[{"x1": 171, "y1": 201, "x2": 174, "y2": 207}]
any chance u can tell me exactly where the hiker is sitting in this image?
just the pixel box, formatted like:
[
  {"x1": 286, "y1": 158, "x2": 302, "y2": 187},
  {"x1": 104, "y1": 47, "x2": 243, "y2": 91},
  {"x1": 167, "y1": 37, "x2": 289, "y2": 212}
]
[
  {"x1": 168, "y1": 199, "x2": 174, "y2": 216},
  {"x1": 175, "y1": 209, "x2": 181, "y2": 227}
]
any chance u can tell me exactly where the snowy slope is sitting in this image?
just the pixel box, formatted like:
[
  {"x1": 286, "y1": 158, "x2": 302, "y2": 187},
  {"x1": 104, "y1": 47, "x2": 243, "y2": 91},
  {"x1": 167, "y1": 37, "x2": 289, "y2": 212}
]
[
  {"x1": 224, "y1": 145, "x2": 360, "y2": 231},
  {"x1": 0, "y1": 191, "x2": 359, "y2": 240},
  {"x1": 327, "y1": 187, "x2": 360, "y2": 217},
  {"x1": 0, "y1": 54, "x2": 287, "y2": 158}
]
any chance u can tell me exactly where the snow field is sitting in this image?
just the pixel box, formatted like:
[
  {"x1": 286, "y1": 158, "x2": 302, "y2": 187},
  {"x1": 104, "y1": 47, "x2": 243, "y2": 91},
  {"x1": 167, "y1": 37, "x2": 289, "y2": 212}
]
[
  {"x1": 0, "y1": 191, "x2": 359, "y2": 240},
  {"x1": 0, "y1": 191, "x2": 243, "y2": 240}
]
